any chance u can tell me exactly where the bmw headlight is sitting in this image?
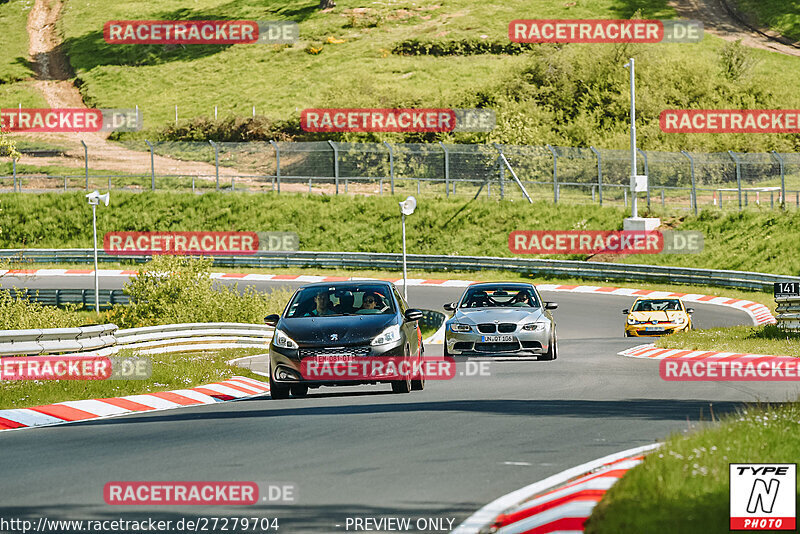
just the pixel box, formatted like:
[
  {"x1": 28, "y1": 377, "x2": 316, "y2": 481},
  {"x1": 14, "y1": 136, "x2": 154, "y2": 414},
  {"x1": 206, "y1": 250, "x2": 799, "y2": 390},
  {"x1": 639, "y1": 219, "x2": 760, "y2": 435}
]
[
  {"x1": 371, "y1": 324, "x2": 401, "y2": 346},
  {"x1": 273, "y1": 329, "x2": 299, "y2": 349},
  {"x1": 522, "y1": 322, "x2": 546, "y2": 332},
  {"x1": 449, "y1": 323, "x2": 471, "y2": 333}
]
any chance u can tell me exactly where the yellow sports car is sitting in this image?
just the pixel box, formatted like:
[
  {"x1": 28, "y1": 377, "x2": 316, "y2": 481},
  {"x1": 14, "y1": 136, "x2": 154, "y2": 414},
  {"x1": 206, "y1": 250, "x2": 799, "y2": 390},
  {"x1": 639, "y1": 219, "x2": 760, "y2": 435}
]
[{"x1": 623, "y1": 298, "x2": 694, "y2": 337}]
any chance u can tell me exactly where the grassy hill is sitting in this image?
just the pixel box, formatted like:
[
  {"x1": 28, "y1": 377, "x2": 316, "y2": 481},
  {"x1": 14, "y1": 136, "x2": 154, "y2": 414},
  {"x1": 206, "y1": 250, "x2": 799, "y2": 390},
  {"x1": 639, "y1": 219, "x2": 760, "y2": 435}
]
[
  {"x1": 731, "y1": 0, "x2": 800, "y2": 42},
  {"x1": 44, "y1": 0, "x2": 800, "y2": 152}
]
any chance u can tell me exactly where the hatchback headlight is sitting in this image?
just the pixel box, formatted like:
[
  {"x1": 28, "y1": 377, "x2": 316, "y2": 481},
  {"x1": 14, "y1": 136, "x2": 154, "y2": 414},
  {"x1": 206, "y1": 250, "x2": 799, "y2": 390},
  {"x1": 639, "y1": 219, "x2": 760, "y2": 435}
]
[
  {"x1": 273, "y1": 329, "x2": 299, "y2": 349},
  {"x1": 522, "y1": 322, "x2": 546, "y2": 332},
  {"x1": 449, "y1": 323, "x2": 471, "y2": 333},
  {"x1": 673, "y1": 316, "x2": 686, "y2": 324},
  {"x1": 371, "y1": 324, "x2": 401, "y2": 346},
  {"x1": 627, "y1": 317, "x2": 638, "y2": 325}
]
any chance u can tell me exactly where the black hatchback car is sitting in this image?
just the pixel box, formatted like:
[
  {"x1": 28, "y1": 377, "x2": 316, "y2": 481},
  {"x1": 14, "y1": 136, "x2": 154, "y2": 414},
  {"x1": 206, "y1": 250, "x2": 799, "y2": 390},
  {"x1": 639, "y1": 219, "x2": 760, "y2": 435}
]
[{"x1": 264, "y1": 281, "x2": 425, "y2": 399}]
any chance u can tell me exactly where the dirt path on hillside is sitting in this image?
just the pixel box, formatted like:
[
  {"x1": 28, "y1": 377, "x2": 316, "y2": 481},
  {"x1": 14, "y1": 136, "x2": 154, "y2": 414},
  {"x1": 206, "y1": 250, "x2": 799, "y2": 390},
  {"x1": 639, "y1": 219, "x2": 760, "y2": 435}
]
[
  {"x1": 669, "y1": 0, "x2": 800, "y2": 57},
  {"x1": 21, "y1": 0, "x2": 285, "y2": 188}
]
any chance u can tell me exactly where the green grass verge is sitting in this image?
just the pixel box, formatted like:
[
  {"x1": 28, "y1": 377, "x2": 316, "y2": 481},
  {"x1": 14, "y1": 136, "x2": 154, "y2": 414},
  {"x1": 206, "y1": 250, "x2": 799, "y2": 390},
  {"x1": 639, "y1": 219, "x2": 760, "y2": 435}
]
[
  {"x1": 0, "y1": 347, "x2": 266, "y2": 410},
  {"x1": 731, "y1": 0, "x2": 800, "y2": 43},
  {"x1": 655, "y1": 324, "x2": 800, "y2": 357},
  {"x1": 585, "y1": 401, "x2": 800, "y2": 534}
]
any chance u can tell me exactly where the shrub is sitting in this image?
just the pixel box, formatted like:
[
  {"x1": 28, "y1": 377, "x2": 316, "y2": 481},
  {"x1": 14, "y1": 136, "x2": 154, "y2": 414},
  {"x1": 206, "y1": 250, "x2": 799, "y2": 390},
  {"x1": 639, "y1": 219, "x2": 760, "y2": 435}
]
[
  {"x1": 0, "y1": 290, "x2": 84, "y2": 329},
  {"x1": 105, "y1": 256, "x2": 292, "y2": 328}
]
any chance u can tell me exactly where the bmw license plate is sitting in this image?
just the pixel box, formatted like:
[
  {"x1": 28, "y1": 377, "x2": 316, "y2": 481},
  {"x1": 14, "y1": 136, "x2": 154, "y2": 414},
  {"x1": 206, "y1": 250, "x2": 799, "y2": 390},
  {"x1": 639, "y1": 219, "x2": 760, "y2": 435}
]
[
  {"x1": 644, "y1": 327, "x2": 665, "y2": 333},
  {"x1": 481, "y1": 335, "x2": 514, "y2": 342}
]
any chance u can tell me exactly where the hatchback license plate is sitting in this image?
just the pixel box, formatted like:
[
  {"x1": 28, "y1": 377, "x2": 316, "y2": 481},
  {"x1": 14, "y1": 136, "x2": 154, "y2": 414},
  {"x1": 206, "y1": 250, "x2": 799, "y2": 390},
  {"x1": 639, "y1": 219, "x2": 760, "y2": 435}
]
[
  {"x1": 313, "y1": 354, "x2": 355, "y2": 362},
  {"x1": 481, "y1": 335, "x2": 514, "y2": 342},
  {"x1": 644, "y1": 327, "x2": 665, "y2": 333}
]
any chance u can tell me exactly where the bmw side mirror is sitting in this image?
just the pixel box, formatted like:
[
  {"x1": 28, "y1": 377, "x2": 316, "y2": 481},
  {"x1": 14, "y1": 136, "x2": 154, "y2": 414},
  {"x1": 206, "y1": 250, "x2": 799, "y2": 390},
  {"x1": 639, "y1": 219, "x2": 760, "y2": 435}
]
[
  {"x1": 264, "y1": 314, "x2": 280, "y2": 326},
  {"x1": 545, "y1": 302, "x2": 558, "y2": 310},
  {"x1": 404, "y1": 309, "x2": 423, "y2": 322},
  {"x1": 622, "y1": 309, "x2": 629, "y2": 314},
  {"x1": 443, "y1": 302, "x2": 456, "y2": 312},
  {"x1": 686, "y1": 308, "x2": 695, "y2": 314}
]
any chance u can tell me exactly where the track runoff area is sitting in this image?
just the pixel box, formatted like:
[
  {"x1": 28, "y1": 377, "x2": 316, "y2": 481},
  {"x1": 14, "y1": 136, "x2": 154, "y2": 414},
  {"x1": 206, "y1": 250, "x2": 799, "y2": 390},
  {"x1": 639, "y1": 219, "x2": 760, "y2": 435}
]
[{"x1": 0, "y1": 267, "x2": 793, "y2": 533}]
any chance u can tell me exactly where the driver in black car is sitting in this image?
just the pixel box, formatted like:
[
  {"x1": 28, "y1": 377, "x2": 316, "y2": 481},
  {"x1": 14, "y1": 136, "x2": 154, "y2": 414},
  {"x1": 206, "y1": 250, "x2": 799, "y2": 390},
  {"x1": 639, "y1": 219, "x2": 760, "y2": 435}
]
[{"x1": 305, "y1": 290, "x2": 334, "y2": 317}]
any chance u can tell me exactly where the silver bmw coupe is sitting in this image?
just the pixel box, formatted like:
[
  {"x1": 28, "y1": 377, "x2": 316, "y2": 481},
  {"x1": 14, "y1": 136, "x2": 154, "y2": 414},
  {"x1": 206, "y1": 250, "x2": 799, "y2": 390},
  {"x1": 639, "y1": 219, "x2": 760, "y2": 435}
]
[{"x1": 443, "y1": 282, "x2": 558, "y2": 359}]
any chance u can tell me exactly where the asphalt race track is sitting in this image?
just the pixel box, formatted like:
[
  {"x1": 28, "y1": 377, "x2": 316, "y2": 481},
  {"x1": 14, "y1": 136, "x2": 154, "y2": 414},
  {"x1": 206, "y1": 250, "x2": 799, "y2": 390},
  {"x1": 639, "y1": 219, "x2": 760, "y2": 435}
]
[{"x1": 1, "y1": 274, "x2": 798, "y2": 533}]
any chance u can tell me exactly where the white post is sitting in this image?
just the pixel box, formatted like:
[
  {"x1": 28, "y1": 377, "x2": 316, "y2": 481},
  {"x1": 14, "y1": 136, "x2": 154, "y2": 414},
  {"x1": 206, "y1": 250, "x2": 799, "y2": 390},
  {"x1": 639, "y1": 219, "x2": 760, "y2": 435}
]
[
  {"x1": 92, "y1": 204, "x2": 99, "y2": 313},
  {"x1": 252, "y1": 105, "x2": 256, "y2": 118},
  {"x1": 402, "y1": 212, "x2": 408, "y2": 302},
  {"x1": 625, "y1": 57, "x2": 637, "y2": 218},
  {"x1": 175, "y1": 105, "x2": 178, "y2": 126},
  {"x1": 214, "y1": 106, "x2": 218, "y2": 120}
]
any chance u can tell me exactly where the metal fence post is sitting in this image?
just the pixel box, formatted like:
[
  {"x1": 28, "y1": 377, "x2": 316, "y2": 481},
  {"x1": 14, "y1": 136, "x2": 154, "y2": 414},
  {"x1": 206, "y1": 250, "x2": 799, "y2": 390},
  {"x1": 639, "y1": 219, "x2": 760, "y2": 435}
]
[
  {"x1": 681, "y1": 151, "x2": 697, "y2": 215},
  {"x1": 728, "y1": 150, "x2": 742, "y2": 211},
  {"x1": 383, "y1": 141, "x2": 394, "y2": 195},
  {"x1": 493, "y1": 144, "x2": 506, "y2": 200},
  {"x1": 328, "y1": 140, "x2": 339, "y2": 194},
  {"x1": 208, "y1": 140, "x2": 220, "y2": 191},
  {"x1": 771, "y1": 151, "x2": 785, "y2": 210},
  {"x1": 439, "y1": 141, "x2": 449, "y2": 197},
  {"x1": 144, "y1": 140, "x2": 156, "y2": 190},
  {"x1": 546, "y1": 144, "x2": 558, "y2": 204},
  {"x1": 638, "y1": 148, "x2": 649, "y2": 209},
  {"x1": 590, "y1": 146, "x2": 602, "y2": 206},
  {"x1": 81, "y1": 140, "x2": 89, "y2": 191},
  {"x1": 270, "y1": 140, "x2": 280, "y2": 193}
]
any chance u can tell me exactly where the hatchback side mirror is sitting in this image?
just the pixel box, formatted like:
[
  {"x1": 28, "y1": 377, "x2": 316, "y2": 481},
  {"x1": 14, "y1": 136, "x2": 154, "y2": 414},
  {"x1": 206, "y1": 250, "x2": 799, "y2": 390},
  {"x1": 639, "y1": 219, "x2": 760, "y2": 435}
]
[
  {"x1": 264, "y1": 314, "x2": 280, "y2": 326},
  {"x1": 622, "y1": 309, "x2": 629, "y2": 314},
  {"x1": 405, "y1": 309, "x2": 423, "y2": 321},
  {"x1": 443, "y1": 302, "x2": 456, "y2": 312},
  {"x1": 686, "y1": 308, "x2": 695, "y2": 314},
  {"x1": 545, "y1": 302, "x2": 558, "y2": 310}
]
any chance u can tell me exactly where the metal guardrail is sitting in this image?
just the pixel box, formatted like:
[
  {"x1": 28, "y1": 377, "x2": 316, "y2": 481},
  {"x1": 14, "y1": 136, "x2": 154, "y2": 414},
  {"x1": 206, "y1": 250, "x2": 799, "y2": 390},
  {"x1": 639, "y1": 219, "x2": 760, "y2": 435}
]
[
  {"x1": 2, "y1": 249, "x2": 798, "y2": 292},
  {"x1": 0, "y1": 323, "x2": 273, "y2": 357},
  {"x1": 775, "y1": 297, "x2": 800, "y2": 331},
  {"x1": 0, "y1": 324, "x2": 117, "y2": 356},
  {"x1": 1, "y1": 288, "x2": 129, "y2": 310}
]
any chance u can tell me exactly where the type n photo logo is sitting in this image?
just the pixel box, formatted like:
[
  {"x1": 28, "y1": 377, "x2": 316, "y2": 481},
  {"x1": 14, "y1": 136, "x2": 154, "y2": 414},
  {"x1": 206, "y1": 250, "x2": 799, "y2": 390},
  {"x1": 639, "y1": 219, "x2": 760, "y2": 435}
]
[{"x1": 730, "y1": 463, "x2": 796, "y2": 530}]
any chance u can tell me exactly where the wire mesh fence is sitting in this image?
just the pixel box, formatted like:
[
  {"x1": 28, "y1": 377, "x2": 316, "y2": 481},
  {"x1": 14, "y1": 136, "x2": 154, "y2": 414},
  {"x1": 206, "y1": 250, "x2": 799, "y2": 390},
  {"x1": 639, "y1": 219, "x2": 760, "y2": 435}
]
[{"x1": 3, "y1": 139, "x2": 800, "y2": 211}]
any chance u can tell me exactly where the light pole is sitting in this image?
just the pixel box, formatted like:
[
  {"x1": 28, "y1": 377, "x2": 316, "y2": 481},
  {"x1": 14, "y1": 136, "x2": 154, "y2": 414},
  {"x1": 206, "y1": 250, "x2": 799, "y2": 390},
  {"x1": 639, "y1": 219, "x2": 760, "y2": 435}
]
[
  {"x1": 623, "y1": 57, "x2": 638, "y2": 218},
  {"x1": 398, "y1": 196, "x2": 416, "y2": 302},
  {"x1": 86, "y1": 190, "x2": 110, "y2": 313}
]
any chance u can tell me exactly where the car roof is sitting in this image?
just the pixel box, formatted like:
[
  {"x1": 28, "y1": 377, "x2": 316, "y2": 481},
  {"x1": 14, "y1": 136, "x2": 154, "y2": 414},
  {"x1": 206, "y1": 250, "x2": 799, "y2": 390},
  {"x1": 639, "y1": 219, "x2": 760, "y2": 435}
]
[
  {"x1": 633, "y1": 297, "x2": 684, "y2": 302},
  {"x1": 298, "y1": 281, "x2": 394, "y2": 289},
  {"x1": 467, "y1": 282, "x2": 535, "y2": 289}
]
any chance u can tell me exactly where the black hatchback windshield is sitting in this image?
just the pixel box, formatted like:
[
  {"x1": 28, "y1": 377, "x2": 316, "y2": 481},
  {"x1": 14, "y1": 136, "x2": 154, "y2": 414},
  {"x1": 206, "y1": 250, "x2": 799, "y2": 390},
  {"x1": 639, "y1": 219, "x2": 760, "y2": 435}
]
[{"x1": 285, "y1": 285, "x2": 396, "y2": 317}]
